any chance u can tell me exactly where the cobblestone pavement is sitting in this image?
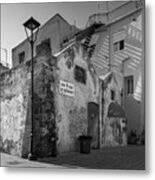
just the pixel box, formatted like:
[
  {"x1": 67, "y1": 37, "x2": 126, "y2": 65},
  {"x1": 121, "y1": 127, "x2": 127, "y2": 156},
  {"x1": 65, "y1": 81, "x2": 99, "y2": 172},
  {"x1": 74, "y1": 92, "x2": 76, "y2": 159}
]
[{"x1": 1, "y1": 145, "x2": 145, "y2": 170}]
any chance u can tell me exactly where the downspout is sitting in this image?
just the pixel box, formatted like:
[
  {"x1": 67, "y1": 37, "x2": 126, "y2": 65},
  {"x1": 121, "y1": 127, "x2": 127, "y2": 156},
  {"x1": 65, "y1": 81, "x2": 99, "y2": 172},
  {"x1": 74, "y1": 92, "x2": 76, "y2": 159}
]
[
  {"x1": 102, "y1": 81, "x2": 106, "y2": 146},
  {"x1": 106, "y1": 1, "x2": 111, "y2": 72},
  {"x1": 99, "y1": 79, "x2": 102, "y2": 148},
  {"x1": 99, "y1": 79, "x2": 105, "y2": 148},
  {"x1": 121, "y1": 60, "x2": 125, "y2": 108},
  {"x1": 108, "y1": 26, "x2": 111, "y2": 72}
]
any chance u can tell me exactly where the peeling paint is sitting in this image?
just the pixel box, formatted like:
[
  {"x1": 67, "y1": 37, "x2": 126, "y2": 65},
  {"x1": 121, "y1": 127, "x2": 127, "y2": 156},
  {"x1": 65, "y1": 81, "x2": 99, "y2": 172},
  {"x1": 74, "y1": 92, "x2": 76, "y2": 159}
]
[{"x1": 55, "y1": 44, "x2": 98, "y2": 153}]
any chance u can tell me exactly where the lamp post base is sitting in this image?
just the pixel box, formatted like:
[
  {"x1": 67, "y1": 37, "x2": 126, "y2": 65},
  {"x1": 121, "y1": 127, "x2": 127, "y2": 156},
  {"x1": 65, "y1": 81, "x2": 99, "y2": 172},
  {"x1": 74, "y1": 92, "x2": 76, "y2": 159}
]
[{"x1": 28, "y1": 153, "x2": 37, "y2": 161}]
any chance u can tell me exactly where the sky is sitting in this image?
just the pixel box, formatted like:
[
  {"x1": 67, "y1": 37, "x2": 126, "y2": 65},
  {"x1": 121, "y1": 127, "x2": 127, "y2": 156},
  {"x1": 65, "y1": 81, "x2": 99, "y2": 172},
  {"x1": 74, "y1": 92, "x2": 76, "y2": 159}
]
[{"x1": 1, "y1": 1, "x2": 127, "y2": 67}]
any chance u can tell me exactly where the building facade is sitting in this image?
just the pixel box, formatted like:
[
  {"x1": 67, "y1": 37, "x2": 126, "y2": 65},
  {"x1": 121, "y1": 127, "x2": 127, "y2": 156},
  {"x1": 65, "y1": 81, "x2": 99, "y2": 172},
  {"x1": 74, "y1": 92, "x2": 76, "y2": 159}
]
[
  {"x1": 0, "y1": 33, "x2": 127, "y2": 157},
  {"x1": 12, "y1": 13, "x2": 79, "y2": 67},
  {"x1": 88, "y1": 0, "x2": 145, "y2": 139},
  {"x1": 0, "y1": 1, "x2": 145, "y2": 157}
]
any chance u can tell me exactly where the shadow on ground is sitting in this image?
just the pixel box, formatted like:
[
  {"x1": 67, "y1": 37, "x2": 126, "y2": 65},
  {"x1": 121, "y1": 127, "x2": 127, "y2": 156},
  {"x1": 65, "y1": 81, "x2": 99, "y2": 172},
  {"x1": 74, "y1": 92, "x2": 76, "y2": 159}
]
[{"x1": 38, "y1": 145, "x2": 145, "y2": 170}]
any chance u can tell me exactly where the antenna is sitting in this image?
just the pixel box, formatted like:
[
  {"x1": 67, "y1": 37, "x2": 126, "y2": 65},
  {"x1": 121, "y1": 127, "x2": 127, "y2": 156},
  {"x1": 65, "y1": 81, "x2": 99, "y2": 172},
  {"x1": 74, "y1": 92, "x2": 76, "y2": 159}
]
[
  {"x1": 96, "y1": 1, "x2": 101, "y2": 23},
  {"x1": 106, "y1": 1, "x2": 109, "y2": 23},
  {"x1": 96, "y1": 1, "x2": 100, "y2": 13}
]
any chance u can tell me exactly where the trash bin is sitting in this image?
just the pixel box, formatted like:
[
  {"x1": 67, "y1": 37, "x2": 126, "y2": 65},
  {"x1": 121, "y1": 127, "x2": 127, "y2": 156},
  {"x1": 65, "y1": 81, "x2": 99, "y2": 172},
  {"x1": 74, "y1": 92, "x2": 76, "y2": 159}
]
[{"x1": 79, "y1": 135, "x2": 92, "y2": 154}]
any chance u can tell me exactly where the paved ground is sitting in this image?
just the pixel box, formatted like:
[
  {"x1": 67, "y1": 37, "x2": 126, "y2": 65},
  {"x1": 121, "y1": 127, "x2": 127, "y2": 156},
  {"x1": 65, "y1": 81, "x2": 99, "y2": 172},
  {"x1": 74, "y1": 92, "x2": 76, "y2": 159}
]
[
  {"x1": 0, "y1": 153, "x2": 65, "y2": 168},
  {"x1": 1, "y1": 145, "x2": 145, "y2": 170}
]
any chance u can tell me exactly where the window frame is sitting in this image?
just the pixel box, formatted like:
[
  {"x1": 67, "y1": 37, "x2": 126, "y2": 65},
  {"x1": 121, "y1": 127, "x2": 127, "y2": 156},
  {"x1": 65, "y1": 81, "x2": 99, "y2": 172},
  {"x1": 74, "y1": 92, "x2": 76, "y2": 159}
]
[
  {"x1": 113, "y1": 39, "x2": 125, "y2": 52},
  {"x1": 124, "y1": 75, "x2": 134, "y2": 95}
]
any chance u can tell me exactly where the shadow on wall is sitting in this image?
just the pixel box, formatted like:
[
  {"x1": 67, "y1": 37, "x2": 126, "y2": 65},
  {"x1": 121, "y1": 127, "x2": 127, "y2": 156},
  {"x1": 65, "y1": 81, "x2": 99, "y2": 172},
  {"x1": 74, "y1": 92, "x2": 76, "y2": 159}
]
[
  {"x1": 124, "y1": 96, "x2": 141, "y2": 133},
  {"x1": 21, "y1": 61, "x2": 57, "y2": 158}
]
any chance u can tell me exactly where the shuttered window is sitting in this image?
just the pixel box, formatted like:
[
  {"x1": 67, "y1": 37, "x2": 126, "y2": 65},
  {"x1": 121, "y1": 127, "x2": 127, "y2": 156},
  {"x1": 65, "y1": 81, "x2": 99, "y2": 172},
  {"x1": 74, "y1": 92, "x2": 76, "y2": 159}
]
[{"x1": 124, "y1": 76, "x2": 134, "y2": 94}]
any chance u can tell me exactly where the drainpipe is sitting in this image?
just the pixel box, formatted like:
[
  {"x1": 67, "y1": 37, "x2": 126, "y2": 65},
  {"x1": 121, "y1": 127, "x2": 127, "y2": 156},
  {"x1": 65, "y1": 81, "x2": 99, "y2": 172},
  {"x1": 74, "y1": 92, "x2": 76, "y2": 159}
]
[
  {"x1": 121, "y1": 60, "x2": 125, "y2": 108},
  {"x1": 99, "y1": 79, "x2": 102, "y2": 148},
  {"x1": 106, "y1": 1, "x2": 111, "y2": 72},
  {"x1": 99, "y1": 79, "x2": 105, "y2": 148}
]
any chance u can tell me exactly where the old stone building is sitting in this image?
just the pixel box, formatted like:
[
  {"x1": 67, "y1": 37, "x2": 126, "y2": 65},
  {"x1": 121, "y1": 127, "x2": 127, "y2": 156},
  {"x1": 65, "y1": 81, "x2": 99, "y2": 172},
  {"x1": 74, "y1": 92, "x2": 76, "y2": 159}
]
[
  {"x1": 12, "y1": 13, "x2": 79, "y2": 67},
  {"x1": 0, "y1": 24, "x2": 127, "y2": 157},
  {"x1": 0, "y1": 1, "x2": 144, "y2": 158}
]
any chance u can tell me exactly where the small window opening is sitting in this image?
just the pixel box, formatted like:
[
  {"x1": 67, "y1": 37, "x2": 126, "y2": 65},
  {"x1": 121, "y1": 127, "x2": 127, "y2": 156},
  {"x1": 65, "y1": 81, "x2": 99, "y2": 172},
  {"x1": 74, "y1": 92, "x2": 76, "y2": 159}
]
[{"x1": 111, "y1": 90, "x2": 115, "y2": 100}]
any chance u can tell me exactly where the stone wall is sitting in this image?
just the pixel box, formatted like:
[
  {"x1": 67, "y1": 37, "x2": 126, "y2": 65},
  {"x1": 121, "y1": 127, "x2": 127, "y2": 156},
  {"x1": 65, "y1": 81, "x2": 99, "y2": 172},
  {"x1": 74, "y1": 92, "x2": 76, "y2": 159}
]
[
  {"x1": 0, "y1": 41, "x2": 127, "y2": 157},
  {"x1": 0, "y1": 55, "x2": 56, "y2": 157}
]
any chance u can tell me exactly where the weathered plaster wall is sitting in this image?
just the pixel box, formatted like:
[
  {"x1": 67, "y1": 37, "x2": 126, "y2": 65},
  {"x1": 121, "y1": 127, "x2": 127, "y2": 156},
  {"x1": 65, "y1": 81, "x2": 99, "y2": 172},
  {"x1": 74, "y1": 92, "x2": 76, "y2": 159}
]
[
  {"x1": 100, "y1": 75, "x2": 127, "y2": 147},
  {"x1": 0, "y1": 55, "x2": 56, "y2": 157},
  {"x1": 0, "y1": 63, "x2": 31, "y2": 156},
  {"x1": 55, "y1": 44, "x2": 99, "y2": 153}
]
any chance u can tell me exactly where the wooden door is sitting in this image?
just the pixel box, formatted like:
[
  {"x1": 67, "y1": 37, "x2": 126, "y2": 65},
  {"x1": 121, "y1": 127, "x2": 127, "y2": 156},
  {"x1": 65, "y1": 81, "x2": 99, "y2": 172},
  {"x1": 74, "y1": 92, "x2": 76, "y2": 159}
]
[{"x1": 88, "y1": 102, "x2": 99, "y2": 149}]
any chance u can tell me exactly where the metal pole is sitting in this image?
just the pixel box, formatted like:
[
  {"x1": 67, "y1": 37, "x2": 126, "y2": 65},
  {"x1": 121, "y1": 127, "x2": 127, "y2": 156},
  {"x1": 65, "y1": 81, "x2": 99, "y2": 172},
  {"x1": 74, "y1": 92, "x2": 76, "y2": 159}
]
[
  {"x1": 28, "y1": 30, "x2": 37, "y2": 160},
  {"x1": 106, "y1": 1, "x2": 111, "y2": 71}
]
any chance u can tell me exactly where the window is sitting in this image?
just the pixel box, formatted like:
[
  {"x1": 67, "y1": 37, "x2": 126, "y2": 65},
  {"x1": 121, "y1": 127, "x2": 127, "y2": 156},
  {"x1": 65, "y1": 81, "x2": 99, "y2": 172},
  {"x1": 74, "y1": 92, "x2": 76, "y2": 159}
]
[
  {"x1": 111, "y1": 90, "x2": 115, "y2": 100},
  {"x1": 124, "y1": 76, "x2": 134, "y2": 94},
  {"x1": 74, "y1": 65, "x2": 86, "y2": 84},
  {"x1": 114, "y1": 40, "x2": 125, "y2": 52},
  {"x1": 19, "y1": 51, "x2": 25, "y2": 64},
  {"x1": 120, "y1": 40, "x2": 124, "y2": 50}
]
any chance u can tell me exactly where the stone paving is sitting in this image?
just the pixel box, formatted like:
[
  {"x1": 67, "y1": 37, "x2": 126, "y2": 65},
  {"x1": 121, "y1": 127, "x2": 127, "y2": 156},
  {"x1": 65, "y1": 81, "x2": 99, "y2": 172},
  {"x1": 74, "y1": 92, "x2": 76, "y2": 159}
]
[{"x1": 1, "y1": 145, "x2": 145, "y2": 170}]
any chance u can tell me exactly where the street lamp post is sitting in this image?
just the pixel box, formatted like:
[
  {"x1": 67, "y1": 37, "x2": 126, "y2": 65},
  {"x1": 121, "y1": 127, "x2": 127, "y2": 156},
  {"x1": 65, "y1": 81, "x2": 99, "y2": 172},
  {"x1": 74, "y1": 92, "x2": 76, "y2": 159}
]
[{"x1": 23, "y1": 17, "x2": 40, "y2": 160}]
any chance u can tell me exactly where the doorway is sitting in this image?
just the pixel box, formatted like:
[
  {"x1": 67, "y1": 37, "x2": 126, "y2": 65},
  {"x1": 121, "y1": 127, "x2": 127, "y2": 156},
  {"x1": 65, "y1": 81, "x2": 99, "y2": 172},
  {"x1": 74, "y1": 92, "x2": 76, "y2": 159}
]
[{"x1": 88, "y1": 102, "x2": 99, "y2": 149}]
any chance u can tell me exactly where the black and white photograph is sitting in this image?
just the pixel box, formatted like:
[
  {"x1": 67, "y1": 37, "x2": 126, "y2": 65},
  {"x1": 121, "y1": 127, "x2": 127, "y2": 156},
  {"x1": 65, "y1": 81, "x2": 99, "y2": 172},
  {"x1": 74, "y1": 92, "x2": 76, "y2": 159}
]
[{"x1": 0, "y1": 0, "x2": 146, "y2": 170}]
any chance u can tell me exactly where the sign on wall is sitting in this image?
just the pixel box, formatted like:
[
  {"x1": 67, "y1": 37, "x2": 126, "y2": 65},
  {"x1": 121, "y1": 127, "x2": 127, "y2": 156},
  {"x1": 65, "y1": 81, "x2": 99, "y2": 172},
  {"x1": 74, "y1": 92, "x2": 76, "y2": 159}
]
[{"x1": 59, "y1": 80, "x2": 74, "y2": 97}]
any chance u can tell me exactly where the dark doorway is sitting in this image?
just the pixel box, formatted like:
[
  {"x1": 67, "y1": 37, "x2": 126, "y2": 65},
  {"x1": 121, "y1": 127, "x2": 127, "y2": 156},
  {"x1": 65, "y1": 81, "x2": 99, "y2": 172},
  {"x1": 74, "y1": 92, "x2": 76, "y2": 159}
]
[{"x1": 88, "y1": 102, "x2": 99, "y2": 149}]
